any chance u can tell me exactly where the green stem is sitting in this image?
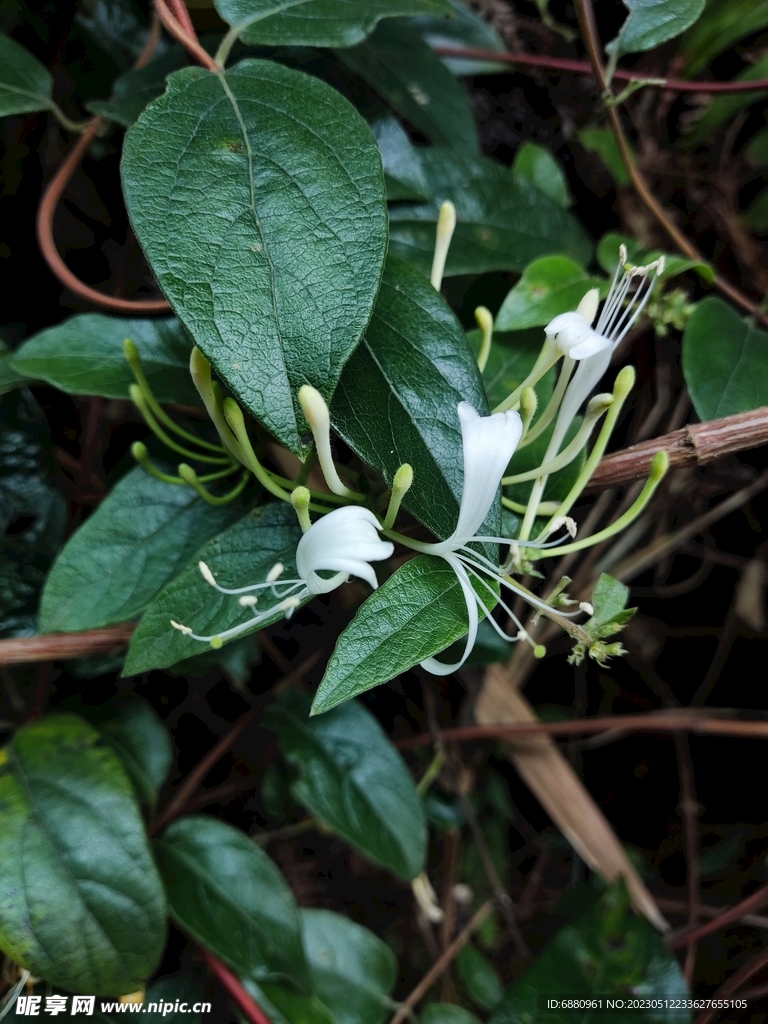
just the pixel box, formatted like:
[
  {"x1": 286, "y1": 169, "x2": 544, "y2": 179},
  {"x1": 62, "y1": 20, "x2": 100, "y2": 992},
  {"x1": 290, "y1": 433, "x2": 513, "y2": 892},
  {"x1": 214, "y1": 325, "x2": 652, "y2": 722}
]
[
  {"x1": 49, "y1": 101, "x2": 92, "y2": 134},
  {"x1": 502, "y1": 496, "x2": 561, "y2": 516},
  {"x1": 223, "y1": 399, "x2": 293, "y2": 502},
  {"x1": 189, "y1": 348, "x2": 246, "y2": 465},
  {"x1": 124, "y1": 340, "x2": 226, "y2": 453},
  {"x1": 535, "y1": 452, "x2": 669, "y2": 558},
  {"x1": 131, "y1": 442, "x2": 185, "y2": 485},
  {"x1": 517, "y1": 356, "x2": 575, "y2": 449},
  {"x1": 417, "y1": 750, "x2": 446, "y2": 796},
  {"x1": 178, "y1": 465, "x2": 250, "y2": 506},
  {"x1": 493, "y1": 345, "x2": 559, "y2": 413},
  {"x1": 537, "y1": 366, "x2": 635, "y2": 536},
  {"x1": 130, "y1": 386, "x2": 232, "y2": 464},
  {"x1": 503, "y1": 402, "x2": 609, "y2": 484},
  {"x1": 214, "y1": 25, "x2": 240, "y2": 68}
]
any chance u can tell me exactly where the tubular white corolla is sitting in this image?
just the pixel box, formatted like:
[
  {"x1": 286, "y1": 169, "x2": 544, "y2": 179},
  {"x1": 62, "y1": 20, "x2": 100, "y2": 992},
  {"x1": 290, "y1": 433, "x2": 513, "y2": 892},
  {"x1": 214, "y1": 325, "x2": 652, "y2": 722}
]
[
  {"x1": 170, "y1": 506, "x2": 393, "y2": 645},
  {"x1": 545, "y1": 249, "x2": 665, "y2": 456},
  {"x1": 395, "y1": 403, "x2": 578, "y2": 676}
]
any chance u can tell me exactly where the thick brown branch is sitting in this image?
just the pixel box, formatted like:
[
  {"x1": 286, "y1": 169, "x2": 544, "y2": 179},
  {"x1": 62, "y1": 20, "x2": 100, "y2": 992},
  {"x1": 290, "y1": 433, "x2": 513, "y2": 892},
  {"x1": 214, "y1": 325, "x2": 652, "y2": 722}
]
[
  {"x1": 0, "y1": 623, "x2": 137, "y2": 666},
  {"x1": 588, "y1": 407, "x2": 768, "y2": 490}
]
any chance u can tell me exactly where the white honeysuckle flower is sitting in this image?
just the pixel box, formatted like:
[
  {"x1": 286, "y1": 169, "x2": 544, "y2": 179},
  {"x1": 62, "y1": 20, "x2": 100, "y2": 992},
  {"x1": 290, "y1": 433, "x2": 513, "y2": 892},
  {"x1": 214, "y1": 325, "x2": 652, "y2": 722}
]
[
  {"x1": 171, "y1": 505, "x2": 393, "y2": 646},
  {"x1": 403, "y1": 402, "x2": 579, "y2": 676},
  {"x1": 296, "y1": 505, "x2": 394, "y2": 594},
  {"x1": 544, "y1": 248, "x2": 665, "y2": 462}
]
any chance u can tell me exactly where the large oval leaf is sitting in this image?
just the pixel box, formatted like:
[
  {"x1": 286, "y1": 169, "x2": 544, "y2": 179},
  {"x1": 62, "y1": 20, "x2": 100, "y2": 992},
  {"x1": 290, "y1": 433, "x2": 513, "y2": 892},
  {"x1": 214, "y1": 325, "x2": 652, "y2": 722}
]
[
  {"x1": 95, "y1": 697, "x2": 174, "y2": 810},
  {"x1": 123, "y1": 502, "x2": 304, "y2": 676},
  {"x1": 301, "y1": 908, "x2": 397, "y2": 1024},
  {"x1": 682, "y1": 296, "x2": 768, "y2": 421},
  {"x1": 0, "y1": 714, "x2": 166, "y2": 994},
  {"x1": 312, "y1": 555, "x2": 478, "y2": 713},
  {"x1": 215, "y1": 0, "x2": 452, "y2": 47},
  {"x1": 332, "y1": 256, "x2": 489, "y2": 540},
  {"x1": 39, "y1": 468, "x2": 247, "y2": 633},
  {"x1": 154, "y1": 815, "x2": 309, "y2": 990},
  {"x1": 0, "y1": 33, "x2": 53, "y2": 116},
  {"x1": 265, "y1": 692, "x2": 427, "y2": 880},
  {"x1": 335, "y1": 20, "x2": 479, "y2": 152},
  {"x1": 489, "y1": 882, "x2": 689, "y2": 1022},
  {"x1": 608, "y1": 0, "x2": 705, "y2": 56},
  {"x1": 122, "y1": 60, "x2": 388, "y2": 455},
  {"x1": 9, "y1": 314, "x2": 197, "y2": 403},
  {"x1": 389, "y1": 149, "x2": 592, "y2": 277}
]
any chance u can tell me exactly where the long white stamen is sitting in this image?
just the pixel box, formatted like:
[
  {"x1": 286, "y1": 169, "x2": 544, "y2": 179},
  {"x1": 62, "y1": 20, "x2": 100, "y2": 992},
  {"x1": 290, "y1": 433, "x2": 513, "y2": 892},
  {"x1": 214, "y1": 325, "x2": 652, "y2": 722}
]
[
  {"x1": 267, "y1": 562, "x2": 284, "y2": 583},
  {"x1": 238, "y1": 595, "x2": 258, "y2": 607},
  {"x1": 171, "y1": 620, "x2": 193, "y2": 635},
  {"x1": 199, "y1": 561, "x2": 217, "y2": 587}
]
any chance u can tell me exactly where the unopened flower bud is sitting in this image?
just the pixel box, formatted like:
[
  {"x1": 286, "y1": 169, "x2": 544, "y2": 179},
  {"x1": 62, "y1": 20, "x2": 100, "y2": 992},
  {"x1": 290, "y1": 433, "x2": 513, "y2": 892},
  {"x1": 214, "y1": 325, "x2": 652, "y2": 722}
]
[
  {"x1": 199, "y1": 561, "x2": 217, "y2": 587},
  {"x1": 520, "y1": 387, "x2": 538, "y2": 433},
  {"x1": 430, "y1": 200, "x2": 457, "y2": 291},
  {"x1": 612, "y1": 365, "x2": 636, "y2": 400},
  {"x1": 291, "y1": 486, "x2": 312, "y2": 533},
  {"x1": 576, "y1": 287, "x2": 600, "y2": 325}
]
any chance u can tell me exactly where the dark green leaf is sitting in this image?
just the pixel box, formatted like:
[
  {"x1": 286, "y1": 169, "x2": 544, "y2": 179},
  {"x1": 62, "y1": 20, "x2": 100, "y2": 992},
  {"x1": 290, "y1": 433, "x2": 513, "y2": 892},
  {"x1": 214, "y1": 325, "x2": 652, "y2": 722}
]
[
  {"x1": 0, "y1": 33, "x2": 53, "y2": 116},
  {"x1": 578, "y1": 129, "x2": 631, "y2": 188},
  {"x1": 368, "y1": 112, "x2": 429, "y2": 201},
  {"x1": 682, "y1": 296, "x2": 768, "y2": 420},
  {"x1": 0, "y1": 390, "x2": 67, "y2": 639},
  {"x1": 140, "y1": 974, "x2": 206, "y2": 1024},
  {"x1": 97, "y1": 697, "x2": 173, "y2": 809},
  {"x1": 265, "y1": 692, "x2": 427, "y2": 880},
  {"x1": 421, "y1": 1007, "x2": 481, "y2": 1024},
  {"x1": 124, "y1": 502, "x2": 304, "y2": 675},
  {"x1": 39, "y1": 468, "x2": 246, "y2": 633},
  {"x1": 512, "y1": 142, "x2": 572, "y2": 209},
  {"x1": 216, "y1": 0, "x2": 452, "y2": 47},
  {"x1": 489, "y1": 882, "x2": 690, "y2": 1023},
  {"x1": 412, "y1": 0, "x2": 508, "y2": 76},
  {"x1": 336, "y1": 20, "x2": 479, "y2": 152},
  {"x1": 496, "y1": 256, "x2": 600, "y2": 332},
  {"x1": 686, "y1": 53, "x2": 768, "y2": 143},
  {"x1": 333, "y1": 256, "x2": 489, "y2": 541},
  {"x1": 313, "y1": 555, "x2": 482, "y2": 714},
  {"x1": 122, "y1": 60, "x2": 388, "y2": 455},
  {"x1": 9, "y1": 314, "x2": 199, "y2": 403},
  {"x1": 76, "y1": 0, "x2": 151, "y2": 69},
  {"x1": 680, "y1": 0, "x2": 768, "y2": 75},
  {"x1": 0, "y1": 346, "x2": 30, "y2": 394},
  {"x1": 246, "y1": 982, "x2": 336, "y2": 1024},
  {"x1": 608, "y1": 0, "x2": 705, "y2": 55},
  {"x1": 301, "y1": 908, "x2": 397, "y2": 1024},
  {"x1": 466, "y1": 328, "x2": 555, "y2": 411},
  {"x1": 154, "y1": 815, "x2": 309, "y2": 989},
  {"x1": 88, "y1": 47, "x2": 189, "y2": 127},
  {"x1": 457, "y1": 944, "x2": 504, "y2": 1011},
  {"x1": 389, "y1": 149, "x2": 592, "y2": 277},
  {"x1": 0, "y1": 714, "x2": 166, "y2": 994},
  {"x1": 745, "y1": 127, "x2": 768, "y2": 169},
  {"x1": 597, "y1": 232, "x2": 712, "y2": 282}
]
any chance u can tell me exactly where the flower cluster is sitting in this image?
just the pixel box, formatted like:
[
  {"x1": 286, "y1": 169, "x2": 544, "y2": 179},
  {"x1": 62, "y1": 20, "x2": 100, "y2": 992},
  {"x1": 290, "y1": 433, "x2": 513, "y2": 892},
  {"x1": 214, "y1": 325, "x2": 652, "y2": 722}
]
[{"x1": 155, "y1": 219, "x2": 668, "y2": 673}]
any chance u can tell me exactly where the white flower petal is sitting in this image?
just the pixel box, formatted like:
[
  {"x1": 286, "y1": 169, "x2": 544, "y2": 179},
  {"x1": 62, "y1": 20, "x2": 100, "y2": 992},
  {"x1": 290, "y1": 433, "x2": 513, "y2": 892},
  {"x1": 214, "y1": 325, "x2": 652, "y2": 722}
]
[
  {"x1": 420, "y1": 555, "x2": 479, "y2": 676},
  {"x1": 296, "y1": 505, "x2": 393, "y2": 596},
  {"x1": 545, "y1": 312, "x2": 611, "y2": 361},
  {"x1": 448, "y1": 402, "x2": 522, "y2": 546}
]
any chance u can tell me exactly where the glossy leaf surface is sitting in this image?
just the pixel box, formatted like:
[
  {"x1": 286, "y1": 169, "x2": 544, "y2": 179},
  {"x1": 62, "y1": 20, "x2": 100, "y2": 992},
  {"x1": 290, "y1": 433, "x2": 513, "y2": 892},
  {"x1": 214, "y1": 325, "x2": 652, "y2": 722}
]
[
  {"x1": 0, "y1": 715, "x2": 166, "y2": 994},
  {"x1": 154, "y1": 815, "x2": 309, "y2": 988},
  {"x1": 389, "y1": 149, "x2": 592, "y2": 277},
  {"x1": 216, "y1": 0, "x2": 452, "y2": 47},
  {"x1": 496, "y1": 256, "x2": 601, "y2": 332},
  {"x1": 39, "y1": 468, "x2": 246, "y2": 634},
  {"x1": 682, "y1": 296, "x2": 768, "y2": 420},
  {"x1": 0, "y1": 33, "x2": 53, "y2": 116},
  {"x1": 124, "y1": 502, "x2": 303, "y2": 675},
  {"x1": 9, "y1": 314, "x2": 199, "y2": 403},
  {"x1": 122, "y1": 60, "x2": 388, "y2": 454},
  {"x1": 332, "y1": 257, "x2": 488, "y2": 540},
  {"x1": 266, "y1": 692, "x2": 427, "y2": 880}
]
